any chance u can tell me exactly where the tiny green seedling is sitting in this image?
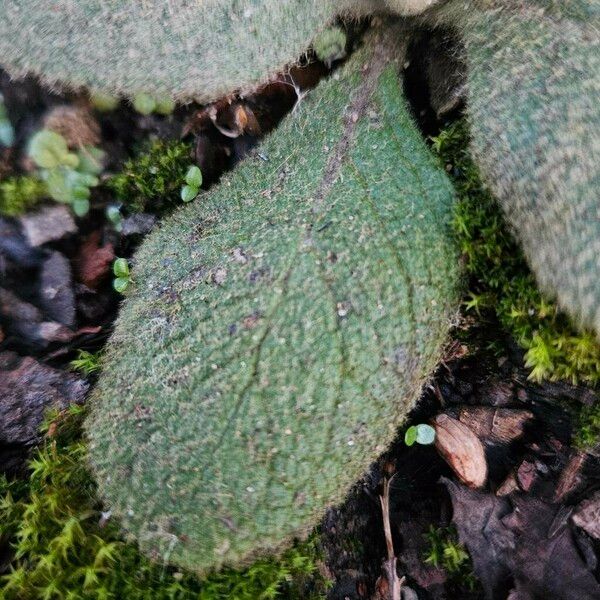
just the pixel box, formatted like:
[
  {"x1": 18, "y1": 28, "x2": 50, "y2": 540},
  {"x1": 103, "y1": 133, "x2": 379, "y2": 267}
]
[
  {"x1": 77, "y1": 146, "x2": 105, "y2": 175},
  {"x1": 154, "y1": 97, "x2": 176, "y2": 116},
  {"x1": 28, "y1": 130, "x2": 104, "y2": 216},
  {"x1": 404, "y1": 423, "x2": 436, "y2": 447},
  {"x1": 90, "y1": 92, "x2": 119, "y2": 112},
  {"x1": 0, "y1": 93, "x2": 15, "y2": 147},
  {"x1": 113, "y1": 258, "x2": 131, "y2": 293},
  {"x1": 132, "y1": 93, "x2": 156, "y2": 116},
  {"x1": 180, "y1": 165, "x2": 202, "y2": 203},
  {"x1": 132, "y1": 94, "x2": 175, "y2": 116},
  {"x1": 45, "y1": 168, "x2": 98, "y2": 216},
  {"x1": 28, "y1": 130, "x2": 78, "y2": 169},
  {"x1": 106, "y1": 205, "x2": 123, "y2": 232}
]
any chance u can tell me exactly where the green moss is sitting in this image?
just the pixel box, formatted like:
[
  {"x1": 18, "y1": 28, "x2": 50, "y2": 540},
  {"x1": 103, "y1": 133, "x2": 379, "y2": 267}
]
[
  {"x1": 431, "y1": 121, "x2": 600, "y2": 449},
  {"x1": 431, "y1": 120, "x2": 600, "y2": 387},
  {"x1": 109, "y1": 140, "x2": 193, "y2": 215},
  {"x1": 0, "y1": 406, "x2": 328, "y2": 600},
  {"x1": 0, "y1": 176, "x2": 47, "y2": 216},
  {"x1": 576, "y1": 403, "x2": 600, "y2": 450},
  {"x1": 424, "y1": 525, "x2": 477, "y2": 591},
  {"x1": 69, "y1": 350, "x2": 103, "y2": 377}
]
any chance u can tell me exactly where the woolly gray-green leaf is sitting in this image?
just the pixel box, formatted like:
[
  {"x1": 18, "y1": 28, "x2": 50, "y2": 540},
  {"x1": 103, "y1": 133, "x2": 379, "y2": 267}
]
[
  {"x1": 86, "y1": 23, "x2": 461, "y2": 574},
  {"x1": 0, "y1": 0, "x2": 342, "y2": 102},
  {"x1": 1, "y1": 1, "x2": 452, "y2": 102},
  {"x1": 435, "y1": 1, "x2": 600, "y2": 333}
]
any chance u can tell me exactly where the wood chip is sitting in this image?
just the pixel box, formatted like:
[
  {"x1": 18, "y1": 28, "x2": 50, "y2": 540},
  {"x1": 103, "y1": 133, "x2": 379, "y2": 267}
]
[
  {"x1": 572, "y1": 491, "x2": 600, "y2": 540},
  {"x1": 496, "y1": 472, "x2": 519, "y2": 496},
  {"x1": 516, "y1": 459, "x2": 537, "y2": 492},
  {"x1": 457, "y1": 406, "x2": 534, "y2": 444},
  {"x1": 77, "y1": 230, "x2": 115, "y2": 289},
  {"x1": 433, "y1": 413, "x2": 487, "y2": 488},
  {"x1": 554, "y1": 450, "x2": 587, "y2": 503}
]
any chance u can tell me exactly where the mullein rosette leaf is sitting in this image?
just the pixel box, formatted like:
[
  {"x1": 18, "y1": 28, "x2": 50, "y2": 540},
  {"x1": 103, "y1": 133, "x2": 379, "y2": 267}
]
[
  {"x1": 3, "y1": 0, "x2": 598, "y2": 583},
  {"x1": 87, "y1": 23, "x2": 461, "y2": 574},
  {"x1": 432, "y1": 0, "x2": 600, "y2": 335},
  {"x1": 0, "y1": 1, "x2": 442, "y2": 103}
]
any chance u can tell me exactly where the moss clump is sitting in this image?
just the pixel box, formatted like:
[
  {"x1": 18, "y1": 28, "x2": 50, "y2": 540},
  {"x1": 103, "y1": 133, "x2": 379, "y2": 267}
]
[
  {"x1": 576, "y1": 404, "x2": 600, "y2": 450},
  {"x1": 0, "y1": 406, "x2": 328, "y2": 600},
  {"x1": 432, "y1": 120, "x2": 600, "y2": 387},
  {"x1": 424, "y1": 525, "x2": 478, "y2": 591},
  {"x1": 69, "y1": 350, "x2": 103, "y2": 377},
  {"x1": 433, "y1": 2, "x2": 600, "y2": 335},
  {"x1": 0, "y1": 176, "x2": 47, "y2": 216},
  {"x1": 431, "y1": 120, "x2": 600, "y2": 448},
  {"x1": 109, "y1": 140, "x2": 193, "y2": 214}
]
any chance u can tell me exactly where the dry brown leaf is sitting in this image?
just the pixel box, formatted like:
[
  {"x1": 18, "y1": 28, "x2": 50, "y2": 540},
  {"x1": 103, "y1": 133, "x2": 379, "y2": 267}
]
[
  {"x1": 43, "y1": 104, "x2": 100, "y2": 148},
  {"x1": 77, "y1": 230, "x2": 115, "y2": 289}
]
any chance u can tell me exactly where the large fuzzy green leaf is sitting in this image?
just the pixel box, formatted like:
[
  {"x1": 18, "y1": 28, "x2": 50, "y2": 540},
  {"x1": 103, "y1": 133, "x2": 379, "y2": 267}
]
[
  {"x1": 0, "y1": 1, "x2": 450, "y2": 102},
  {"x1": 434, "y1": 1, "x2": 600, "y2": 333},
  {"x1": 86, "y1": 24, "x2": 461, "y2": 574},
  {"x1": 0, "y1": 0, "x2": 341, "y2": 103}
]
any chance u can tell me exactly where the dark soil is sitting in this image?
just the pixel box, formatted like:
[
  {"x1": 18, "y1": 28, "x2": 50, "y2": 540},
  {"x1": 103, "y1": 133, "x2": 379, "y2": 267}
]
[{"x1": 322, "y1": 325, "x2": 600, "y2": 599}]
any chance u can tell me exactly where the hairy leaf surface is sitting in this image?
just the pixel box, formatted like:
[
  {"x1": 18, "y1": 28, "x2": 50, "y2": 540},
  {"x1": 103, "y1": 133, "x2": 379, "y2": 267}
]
[
  {"x1": 435, "y1": 1, "x2": 600, "y2": 333},
  {"x1": 0, "y1": 0, "x2": 341, "y2": 102},
  {"x1": 1, "y1": 0, "x2": 452, "y2": 102},
  {"x1": 87, "y1": 24, "x2": 461, "y2": 574}
]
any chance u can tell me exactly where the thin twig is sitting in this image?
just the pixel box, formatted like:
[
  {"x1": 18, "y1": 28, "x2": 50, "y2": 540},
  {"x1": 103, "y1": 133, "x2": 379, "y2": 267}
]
[{"x1": 379, "y1": 474, "x2": 404, "y2": 600}]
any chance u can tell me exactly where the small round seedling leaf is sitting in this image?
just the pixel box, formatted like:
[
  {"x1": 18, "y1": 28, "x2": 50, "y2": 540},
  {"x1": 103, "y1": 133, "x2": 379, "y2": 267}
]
[
  {"x1": 416, "y1": 424, "x2": 436, "y2": 445},
  {"x1": 28, "y1": 130, "x2": 72, "y2": 169},
  {"x1": 155, "y1": 97, "x2": 176, "y2": 116},
  {"x1": 132, "y1": 93, "x2": 157, "y2": 116},
  {"x1": 45, "y1": 168, "x2": 72, "y2": 203},
  {"x1": 404, "y1": 425, "x2": 418, "y2": 447},
  {"x1": 71, "y1": 185, "x2": 91, "y2": 201},
  {"x1": 62, "y1": 152, "x2": 80, "y2": 169},
  {"x1": 106, "y1": 205, "x2": 123, "y2": 232},
  {"x1": 91, "y1": 92, "x2": 119, "y2": 112},
  {"x1": 0, "y1": 120, "x2": 15, "y2": 147},
  {"x1": 181, "y1": 184, "x2": 198, "y2": 203},
  {"x1": 113, "y1": 258, "x2": 130, "y2": 278},
  {"x1": 113, "y1": 277, "x2": 129, "y2": 293},
  {"x1": 184, "y1": 165, "x2": 202, "y2": 188},
  {"x1": 73, "y1": 197, "x2": 90, "y2": 217},
  {"x1": 74, "y1": 171, "x2": 99, "y2": 188},
  {"x1": 77, "y1": 146, "x2": 105, "y2": 175}
]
